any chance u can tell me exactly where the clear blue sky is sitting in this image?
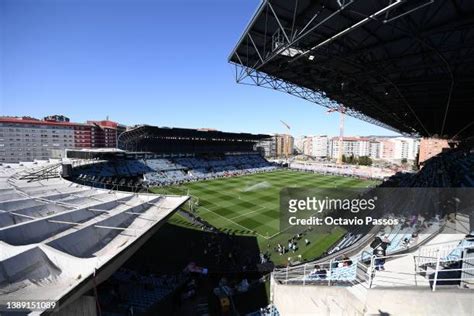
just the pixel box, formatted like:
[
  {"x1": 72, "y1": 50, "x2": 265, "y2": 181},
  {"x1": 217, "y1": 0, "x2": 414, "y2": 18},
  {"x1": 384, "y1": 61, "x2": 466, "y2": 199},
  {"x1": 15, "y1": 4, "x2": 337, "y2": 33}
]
[{"x1": 0, "y1": 0, "x2": 399, "y2": 137}]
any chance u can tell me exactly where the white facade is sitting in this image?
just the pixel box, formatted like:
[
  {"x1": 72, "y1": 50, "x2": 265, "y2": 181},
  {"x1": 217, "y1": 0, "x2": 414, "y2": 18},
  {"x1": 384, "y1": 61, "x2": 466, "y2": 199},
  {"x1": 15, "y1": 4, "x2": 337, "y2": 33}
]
[
  {"x1": 329, "y1": 138, "x2": 363, "y2": 158},
  {"x1": 311, "y1": 135, "x2": 329, "y2": 157},
  {"x1": 303, "y1": 137, "x2": 312, "y2": 156},
  {"x1": 326, "y1": 137, "x2": 420, "y2": 161},
  {"x1": 369, "y1": 141, "x2": 380, "y2": 159},
  {"x1": 302, "y1": 135, "x2": 329, "y2": 157},
  {"x1": 357, "y1": 139, "x2": 371, "y2": 157},
  {"x1": 297, "y1": 135, "x2": 420, "y2": 162},
  {"x1": 382, "y1": 137, "x2": 420, "y2": 161}
]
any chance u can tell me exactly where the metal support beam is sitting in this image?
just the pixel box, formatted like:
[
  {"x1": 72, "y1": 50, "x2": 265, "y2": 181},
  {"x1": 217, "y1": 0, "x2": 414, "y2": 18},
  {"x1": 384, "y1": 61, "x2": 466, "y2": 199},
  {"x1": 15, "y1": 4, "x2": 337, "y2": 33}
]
[
  {"x1": 87, "y1": 208, "x2": 111, "y2": 214},
  {"x1": 94, "y1": 225, "x2": 145, "y2": 233},
  {"x1": 48, "y1": 219, "x2": 81, "y2": 225},
  {"x1": 267, "y1": 2, "x2": 291, "y2": 44},
  {"x1": 232, "y1": 63, "x2": 405, "y2": 135},
  {"x1": 248, "y1": 33, "x2": 264, "y2": 63},
  {"x1": 383, "y1": 0, "x2": 434, "y2": 24},
  {"x1": 290, "y1": 0, "x2": 405, "y2": 63},
  {"x1": 9, "y1": 212, "x2": 36, "y2": 220}
]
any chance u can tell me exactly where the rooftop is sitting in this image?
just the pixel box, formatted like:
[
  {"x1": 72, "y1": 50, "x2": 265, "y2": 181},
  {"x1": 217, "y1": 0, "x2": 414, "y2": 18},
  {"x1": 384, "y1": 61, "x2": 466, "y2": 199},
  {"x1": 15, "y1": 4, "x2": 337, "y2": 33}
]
[{"x1": 0, "y1": 160, "x2": 188, "y2": 314}]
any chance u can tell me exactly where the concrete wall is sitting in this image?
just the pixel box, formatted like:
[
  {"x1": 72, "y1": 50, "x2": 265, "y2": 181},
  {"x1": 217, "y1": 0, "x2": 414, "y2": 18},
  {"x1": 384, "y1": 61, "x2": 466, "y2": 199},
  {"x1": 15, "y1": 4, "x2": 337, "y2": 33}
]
[
  {"x1": 364, "y1": 287, "x2": 474, "y2": 315},
  {"x1": 271, "y1": 281, "x2": 365, "y2": 315},
  {"x1": 272, "y1": 282, "x2": 474, "y2": 316}
]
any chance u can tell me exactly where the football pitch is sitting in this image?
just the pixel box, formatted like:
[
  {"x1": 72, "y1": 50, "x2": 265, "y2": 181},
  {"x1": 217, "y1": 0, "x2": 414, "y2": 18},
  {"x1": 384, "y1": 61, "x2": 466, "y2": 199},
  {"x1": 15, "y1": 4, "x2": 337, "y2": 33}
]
[{"x1": 151, "y1": 169, "x2": 378, "y2": 265}]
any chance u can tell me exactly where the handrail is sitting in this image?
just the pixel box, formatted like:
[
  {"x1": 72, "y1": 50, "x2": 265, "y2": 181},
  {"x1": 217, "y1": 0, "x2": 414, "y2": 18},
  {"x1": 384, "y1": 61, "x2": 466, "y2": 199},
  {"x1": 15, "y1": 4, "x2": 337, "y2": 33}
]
[
  {"x1": 418, "y1": 237, "x2": 474, "y2": 249},
  {"x1": 416, "y1": 237, "x2": 474, "y2": 266},
  {"x1": 273, "y1": 237, "x2": 474, "y2": 292}
]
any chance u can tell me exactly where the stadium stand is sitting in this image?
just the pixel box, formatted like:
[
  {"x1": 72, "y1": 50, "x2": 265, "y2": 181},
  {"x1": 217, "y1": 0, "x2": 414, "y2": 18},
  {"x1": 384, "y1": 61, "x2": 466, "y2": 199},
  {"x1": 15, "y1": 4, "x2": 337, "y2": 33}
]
[
  {"x1": 246, "y1": 304, "x2": 280, "y2": 316},
  {"x1": 382, "y1": 148, "x2": 474, "y2": 188},
  {"x1": 312, "y1": 148, "x2": 474, "y2": 261},
  {"x1": 71, "y1": 153, "x2": 278, "y2": 189},
  {"x1": 274, "y1": 146, "x2": 474, "y2": 285},
  {"x1": 275, "y1": 231, "x2": 473, "y2": 288},
  {"x1": 327, "y1": 233, "x2": 363, "y2": 255},
  {"x1": 294, "y1": 216, "x2": 443, "y2": 285},
  {"x1": 99, "y1": 268, "x2": 188, "y2": 315},
  {"x1": 144, "y1": 154, "x2": 277, "y2": 186}
]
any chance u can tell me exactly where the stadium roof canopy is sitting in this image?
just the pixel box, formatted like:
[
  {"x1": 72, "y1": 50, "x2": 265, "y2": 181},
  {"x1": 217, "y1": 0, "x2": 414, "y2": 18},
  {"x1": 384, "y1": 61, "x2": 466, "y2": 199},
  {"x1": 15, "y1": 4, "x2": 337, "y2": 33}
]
[
  {"x1": 121, "y1": 125, "x2": 270, "y2": 141},
  {"x1": 119, "y1": 125, "x2": 271, "y2": 154},
  {"x1": 0, "y1": 161, "x2": 188, "y2": 313},
  {"x1": 229, "y1": 0, "x2": 474, "y2": 139}
]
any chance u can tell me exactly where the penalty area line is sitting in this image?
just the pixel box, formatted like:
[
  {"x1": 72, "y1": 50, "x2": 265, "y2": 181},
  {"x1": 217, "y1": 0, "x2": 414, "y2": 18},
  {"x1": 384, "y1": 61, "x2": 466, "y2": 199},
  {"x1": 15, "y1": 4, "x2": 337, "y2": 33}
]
[
  {"x1": 200, "y1": 206, "x2": 268, "y2": 239},
  {"x1": 229, "y1": 206, "x2": 266, "y2": 220}
]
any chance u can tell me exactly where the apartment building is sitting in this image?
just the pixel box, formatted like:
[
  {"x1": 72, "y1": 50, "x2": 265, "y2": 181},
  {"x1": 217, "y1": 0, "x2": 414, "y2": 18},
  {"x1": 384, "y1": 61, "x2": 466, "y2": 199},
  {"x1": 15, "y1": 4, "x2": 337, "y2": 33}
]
[
  {"x1": 256, "y1": 134, "x2": 294, "y2": 158},
  {"x1": 326, "y1": 136, "x2": 419, "y2": 162},
  {"x1": 329, "y1": 137, "x2": 369, "y2": 158},
  {"x1": 379, "y1": 137, "x2": 420, "y2": 161},
  {"x1": 0, "y1": 116, "x2": 120, "y2": 162},
  {"x1": 302, "y1": 135, "x2": 329, "y2": 157},
  {"x1": 418, "y1": 138, "x2": 450, "y2": 164},
  {"x1": 275, "y1": 134, "x2": 294, "y2": 158}
]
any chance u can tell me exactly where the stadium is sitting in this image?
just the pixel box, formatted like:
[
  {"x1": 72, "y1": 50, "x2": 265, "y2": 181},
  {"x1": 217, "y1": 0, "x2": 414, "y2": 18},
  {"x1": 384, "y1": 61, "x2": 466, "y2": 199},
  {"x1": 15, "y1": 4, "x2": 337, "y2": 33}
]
[{"x1": 1, "y1": 0, "x2": 474, "y2": 315}]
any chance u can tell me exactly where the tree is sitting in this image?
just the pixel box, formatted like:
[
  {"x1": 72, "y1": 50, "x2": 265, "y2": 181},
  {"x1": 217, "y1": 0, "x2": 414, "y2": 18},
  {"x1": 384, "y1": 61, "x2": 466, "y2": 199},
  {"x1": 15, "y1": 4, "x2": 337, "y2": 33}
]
[{"x1": 358, "y1": 156, "x2": 373, "y2": 166}]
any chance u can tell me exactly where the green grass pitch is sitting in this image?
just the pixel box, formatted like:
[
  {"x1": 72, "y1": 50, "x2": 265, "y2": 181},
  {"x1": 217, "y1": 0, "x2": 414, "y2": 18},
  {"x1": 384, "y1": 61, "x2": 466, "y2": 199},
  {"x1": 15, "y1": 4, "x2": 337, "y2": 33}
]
[{"x1": 151, "y1": 169, "x2": 378, "y2": 265}]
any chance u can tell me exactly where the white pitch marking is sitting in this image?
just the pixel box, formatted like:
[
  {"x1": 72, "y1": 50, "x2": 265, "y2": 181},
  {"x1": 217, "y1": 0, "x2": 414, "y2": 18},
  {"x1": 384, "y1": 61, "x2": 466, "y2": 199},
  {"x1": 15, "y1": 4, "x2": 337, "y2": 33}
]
[
  {"x1": 229, "y1": 206, "x2": 266, "y2": 220},
  {"x1": 200, "y1": 206, "x2": 268, "y2": 239}
]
